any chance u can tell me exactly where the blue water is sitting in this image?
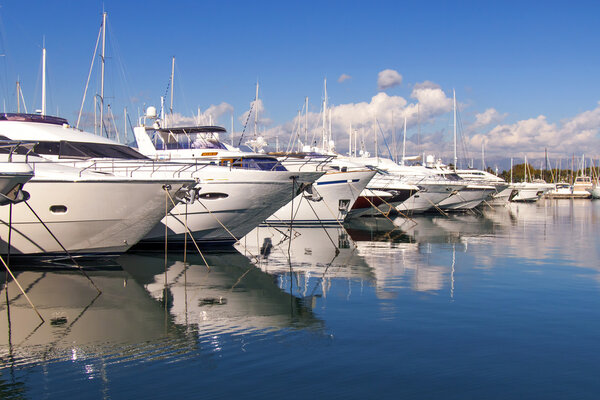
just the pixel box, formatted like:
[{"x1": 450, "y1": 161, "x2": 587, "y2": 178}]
[{"x1": 1, "y1": 200, "x2": 600, "y2": 399}]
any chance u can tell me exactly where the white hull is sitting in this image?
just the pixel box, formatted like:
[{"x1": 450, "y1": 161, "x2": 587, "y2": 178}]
[
  {"x1": 142, "y1": 169, "x2": 324, "y2": 244},
  {"x1": 588, "y1": 186, "x2": 600, "y2": 199},
  {"x1": 438, "y1": 186, "x2": 496, "y2": 210},
  {"x1": 0, "y1": 179, "x2": 186, "y2": 256},
  {"x1": 396, "y1": 183, "x2": 464, "y2": 214},
  {"x1": 488, "y1": 186, "x2": 514, "y2": 206},
  {"x1": 347, "y1": 189, "x2": 396, "y2": 218},
  {"x1": 511, "y1": 183, "x2": 553, "y2": 202},
  {"x1": 267, "y1": 169, "x2": 376, "y2": 224},
  {"x1": 0, "y1": 162, "x2": 34, "y2": 204}
]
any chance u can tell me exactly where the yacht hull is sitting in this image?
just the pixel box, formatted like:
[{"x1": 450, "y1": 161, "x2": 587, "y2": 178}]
[
  {"x1": 0, "y1": 180, "x2": 185, "y2": 256},
  {"x1": 267, "y1": 170, "x2": 376, "y2": 224},
  {"x1": 141, "y1": 170, "x2": 324, "y2": 245}
]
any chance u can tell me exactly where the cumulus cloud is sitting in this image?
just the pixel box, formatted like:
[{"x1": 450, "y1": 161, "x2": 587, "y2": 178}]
[
  {"x1": 467, "y1": 102, "x2": 600, "y2": 158},
  {"x1": 165, "y1": 102, "x2": 234, "y2": 127},
  {"x1": 470, "y1": 108, "x2": 508, "y2": 131},
  {"x1": 377, "y1": 69, "x2": 403, "y2": 90},
  {"x1": 338, "y1": 74, "x2": 351, "y2": 83},
  {"x1": 239, "y1": 98, "x2": 272, "y2": 129},
  {"x1": 261, "y1": 82, "x2": 453, "y2": 155}
]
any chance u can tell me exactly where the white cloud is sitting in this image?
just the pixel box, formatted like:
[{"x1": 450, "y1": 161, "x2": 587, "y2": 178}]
[
  {"x1": 471, "y1": 108, "x2": 508, "y2": 131},
  {"x1": 467, "y1": 102, "x2": 600, "y2": 158},
  {"x1": 377, "y1": 69, "x2": 403, "y2": 90},
  {"x1": 261, "y1": 82, "x2": 453, "y2": 155},
  {"x1": 238, "y1": 98, "x2": 272, "y2": 129},
  {"x1": 338, "y1": 74, "x2": 351, "y2": 83},
  {"x1": 165, "y1": 102, "x2": 233, "y2": 127}
]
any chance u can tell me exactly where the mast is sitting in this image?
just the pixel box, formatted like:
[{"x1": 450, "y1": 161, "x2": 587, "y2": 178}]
[
  {"x1": 510, "y1": 157, "x2": 513, "y2": 183},
  {"x1": 100, "y1": 11, "x2": 107, "y2": 136},
  {"x1": 304, "y1": 96, "x2": 308, "y2": 146},
  {"x1": 349, "y1": 123, "x2": 352, "y2": 156},
  {"x1": 169, "y1": 56, "x2": 175, "y2": 123},
  {"x1": 402, "y1": 116, "x2": 407, "y2": 165},
  {"x1": 41, "y1": 46, "x2": 46, "y2": 115},
  {"x1": 453, "y1": 89, "x2": 457, "y2": 170},
  {"x1": 392, "y1": 111, "x2": 396, "y2": 162},
  {"x1": 481, "y1": 142, "x2": 485, "y2": 171},
  {"x1": 328, "y1": 108, "x2": 332, "y2": 152},
  {"x1": 254, "y1": 80, "x2": 259, "y2": 140},
  {"x1": 322, "y1": 78, "x2": 327, "y2": 150},
  {"x1": 231, "y1": 111, "x2": 234, "y2": 146},
  {"x1": 524, "y1": 155, "x2": 527, "y2": 182},
  {"x1": 374, "y1": 120, "x2": 378, "y2": 159},
  {"x1": 124, "y1": 107, "x2": 127, "y2": 142},
  {"x1": 16, "y1": 80, "x2": 20, "y2": 113}
]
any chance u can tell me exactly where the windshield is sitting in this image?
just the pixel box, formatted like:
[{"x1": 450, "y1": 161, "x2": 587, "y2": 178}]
[
  {"x1": 31, "y1": 141, "x2": 148, "y2": 160},
  {"x1": 219, "y1": 157, "x2": 287, "y2": 171},
  {"x1": 152, "y1": 131, "x2": 228, "y2": 151}
]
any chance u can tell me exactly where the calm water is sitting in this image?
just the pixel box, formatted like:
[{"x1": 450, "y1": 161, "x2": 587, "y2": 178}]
[{"x1": 2, "y1": 199, "x2": 600, "y2": 399}]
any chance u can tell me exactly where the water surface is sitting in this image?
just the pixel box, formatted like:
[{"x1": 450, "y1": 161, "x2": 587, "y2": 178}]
[{"x1": 1, "y1": 199, "x2": 600, "y2": 399}]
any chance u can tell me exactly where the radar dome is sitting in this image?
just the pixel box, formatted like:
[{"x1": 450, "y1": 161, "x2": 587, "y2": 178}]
[{"x1": 146, "y1": 106, "x2": 157, "y2": 118}]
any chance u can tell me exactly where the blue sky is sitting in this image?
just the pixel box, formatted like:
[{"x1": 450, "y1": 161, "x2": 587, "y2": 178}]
[{"x1": 1, "y1": 1, "x2": 599, "y2": 165}]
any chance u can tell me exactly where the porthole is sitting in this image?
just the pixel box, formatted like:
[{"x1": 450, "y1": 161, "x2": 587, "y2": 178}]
[
  {"x1": 50, "y1": 205, "x2": 68, "y2": 214},
  {"x1": 198, "y1": 192, "x2": 229, "y2": 200}
]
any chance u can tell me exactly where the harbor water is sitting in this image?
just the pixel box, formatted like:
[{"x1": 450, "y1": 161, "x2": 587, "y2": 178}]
[{"x1": 2, "y1": 199, "x2": 600, "y2": 399}]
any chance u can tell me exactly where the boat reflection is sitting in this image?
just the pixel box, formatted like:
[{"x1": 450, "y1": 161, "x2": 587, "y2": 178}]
[
  {"x1": 239, "y1": 225, "x2": 375, "y2": 299},
  {"x1": 117, "y1": 251, "x2": 322, "y2": 333},
  {"x1": 0, "y1": 263, "x2": 173, "y2": 365}
]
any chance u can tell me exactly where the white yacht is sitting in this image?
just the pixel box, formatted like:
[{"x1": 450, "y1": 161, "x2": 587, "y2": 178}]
[
  {"x1": 344, "y1": 157, "x2": 466, "y2": 214},
  {"x1": 455, "y1": 169, "x2": 513, "y2": 206},
  {"x1": 0, "y1": 114, "x2": 323, "y2": 248},
  {"x1": 134, "y1": 122, "x2": 361, "y2": 227},
  {"x1": 132, "y1": 121, "x2": 324, "y2": 242},
  {"x1": 268, "y1": 155, "x2": 377, "y2": 224},
  {"x1": 511, "y1": 181, "x2": 554, "y2": 202},
  {"x1": 0, "y1": 132, "x2": 195, "y2": 257}
]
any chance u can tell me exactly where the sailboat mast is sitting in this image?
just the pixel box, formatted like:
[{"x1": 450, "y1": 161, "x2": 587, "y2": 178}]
[
  {"x1": 100, "y1": 11, "x2": 107, "y2": 136},
  {"x1": 481, "y1": 142, "x2": 485, "y2": 171},
  {"x1": 453, "y1": 89, "x2": 457, "y2": 170},
  {"x1": 322, "y1": 78, "x2": 327, "y2": 150},
  {"x1": 304, "y1": 96, "x2": 308, "y2": 146},
  {"x1": 402, "y1": 116, "x2": 407, "y2": 165},
  {"x1": 169, "y1": 56, "x2": 175, "y2": 124},
  {"x1": 41, "y1": 46, "x2": 46, "y2": 115},
  {"x1": 16, "y1": 80, "x2": 20, "y2": 113},
  {"x1": 349, "y1": 123, "x2": 352, "y2": 155},
  {"x1": 328, "y1": 108, "x2": 332, "y2": 152},
  {"x1": 392, "y1": 111, "x2": 396, "y2": 163},
  {"x1": 254, "y1": 80, "x2": 259, "y2": 140}
]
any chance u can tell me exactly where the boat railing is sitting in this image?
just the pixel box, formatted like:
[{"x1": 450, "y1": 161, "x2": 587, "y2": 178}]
[
  {"x1": 72, "y1": 158, "x2": 215, "y2": 178},
  {"x1": 278, "y1": 154, "x2": 335, "y2": 171}
]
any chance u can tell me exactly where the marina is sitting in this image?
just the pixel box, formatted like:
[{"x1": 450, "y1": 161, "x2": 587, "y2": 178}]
[
  {"x1": 1, "y1": 200, "x2": 600, "y2": 398},
  {"x1": 0, "y1": 2, "x2": 599, "y2": 398}
]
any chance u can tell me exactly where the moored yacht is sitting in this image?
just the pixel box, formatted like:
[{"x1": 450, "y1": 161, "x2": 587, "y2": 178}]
[
  {"x1": 134, "y1": 121, "x2": 361, "y2": 227},
  {"x1": 132, "y1": 119, "x2": 325, "y2": 242},
  {"x1": 0, "y1": 114, "x2": 323, "y2": 248},
  {"x1": 0, "y1": 151, "x2": 194, "y2": 257}
]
